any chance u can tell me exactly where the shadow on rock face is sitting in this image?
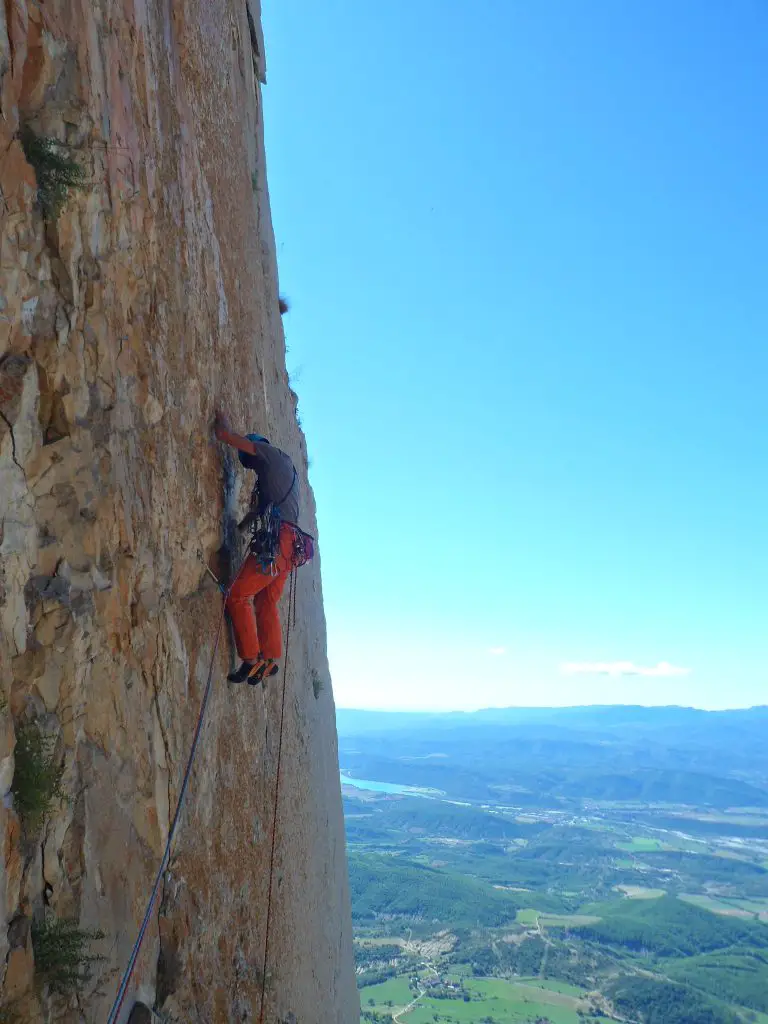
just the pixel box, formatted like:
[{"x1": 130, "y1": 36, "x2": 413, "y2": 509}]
[{"x1": 127, "y1": 1004, "x2": 152, "y2": 1024}]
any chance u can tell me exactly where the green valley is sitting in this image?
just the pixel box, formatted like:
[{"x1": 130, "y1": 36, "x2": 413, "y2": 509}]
[{"x1": 339, "y1": 705, "x2": 768, "y2": 1024}]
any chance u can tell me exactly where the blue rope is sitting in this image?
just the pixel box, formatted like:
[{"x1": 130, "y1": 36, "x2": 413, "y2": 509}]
[{"x1": 105, "y1": 604, "x2": 227, "y2": 1024}]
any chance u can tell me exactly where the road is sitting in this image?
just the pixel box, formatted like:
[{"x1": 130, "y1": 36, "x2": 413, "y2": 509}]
[{"x1": 391, "y1": 955, "x2": 439, "y2": 1023}]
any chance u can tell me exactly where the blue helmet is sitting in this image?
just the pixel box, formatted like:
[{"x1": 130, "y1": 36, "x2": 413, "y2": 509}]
[{"x1": 238, "y1": 432, "x2": 270, "y2": 469}]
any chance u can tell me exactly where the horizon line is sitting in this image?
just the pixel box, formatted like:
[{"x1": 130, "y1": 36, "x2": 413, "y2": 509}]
[{"x1": 335, "y1": 702, "x2": 768, "y2": 714}]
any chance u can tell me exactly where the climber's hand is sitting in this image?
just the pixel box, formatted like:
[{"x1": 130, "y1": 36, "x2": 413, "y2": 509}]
[
  {"x1": 213, "y1": 410, "x2": 231, "y2": 441},
  {"x1": 212, "y1": 414, "x2": 258, "y2": 457}
]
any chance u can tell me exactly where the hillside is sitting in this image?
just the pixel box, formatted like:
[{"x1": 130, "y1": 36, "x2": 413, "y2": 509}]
[
  {"x1": 342, "y1": 706, "x2": 768, "y2": 1024},
  {"x1": 337, "y1": 705, "x2": 768, "y2": 807},
  {"x1": 576, "y1": 894, "x2": 768, "y2": 956}
]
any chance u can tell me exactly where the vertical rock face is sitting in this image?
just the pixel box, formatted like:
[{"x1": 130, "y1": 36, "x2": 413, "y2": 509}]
[{"x1": 0, "y1": 1, "x2": 358, "y2": 1021}]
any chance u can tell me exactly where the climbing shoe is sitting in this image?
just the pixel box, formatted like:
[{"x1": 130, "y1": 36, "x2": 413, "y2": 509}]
[
  {"x1": 247, "y1": 659, "x2": 278, "y2": 687},
  {"x1": 228, "y1": 660, "x2": 260, "y2": 684}
]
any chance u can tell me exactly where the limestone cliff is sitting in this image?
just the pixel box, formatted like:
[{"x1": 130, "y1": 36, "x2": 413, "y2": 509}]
[{"x1": 0, "y1": 1, "x2": 358, "y2": 1021}]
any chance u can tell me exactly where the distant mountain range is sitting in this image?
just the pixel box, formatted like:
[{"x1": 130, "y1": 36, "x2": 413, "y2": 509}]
[
  {"x1": 338, "y1": 704, "x2": 768, "y2": 733},
  {"x1": 337, "y1": 705, "x2": 768, "y2": 809}
]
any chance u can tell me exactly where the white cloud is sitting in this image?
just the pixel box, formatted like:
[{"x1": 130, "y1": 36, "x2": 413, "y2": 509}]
[
  {"x1": 561, "y1": 660, "x2": 691, "y2": 678},
  {"x1": 488, "y1": 646, "x2": 507, "y2": 656}
]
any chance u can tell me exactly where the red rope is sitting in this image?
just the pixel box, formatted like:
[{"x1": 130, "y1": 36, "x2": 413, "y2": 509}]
[{"x1": 258, "y1": 569, "x2": 295, "y2": 1023}]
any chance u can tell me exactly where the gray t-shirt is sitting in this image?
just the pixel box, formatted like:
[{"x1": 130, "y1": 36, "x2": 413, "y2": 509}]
[{"x1": 250, "y1": 443, "x2": 300, "y2": 525}]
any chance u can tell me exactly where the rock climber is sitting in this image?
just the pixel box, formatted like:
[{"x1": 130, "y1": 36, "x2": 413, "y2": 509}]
[{"x1": 213, "y1": 411, "x2": 314, "y2": 685}]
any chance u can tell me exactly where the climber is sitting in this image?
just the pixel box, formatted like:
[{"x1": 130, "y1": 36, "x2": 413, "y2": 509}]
[{"x1": 213, "y1": 411, "x2": 314, "y2": 685}]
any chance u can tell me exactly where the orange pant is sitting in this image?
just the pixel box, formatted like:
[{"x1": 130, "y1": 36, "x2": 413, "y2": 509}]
[{"x1": 226, "y1": 523, "x2": 295, "y2": 661}]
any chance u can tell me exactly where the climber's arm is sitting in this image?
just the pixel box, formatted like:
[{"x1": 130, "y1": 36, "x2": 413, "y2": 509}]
[{"x1": 213, "y1": 412, "x2": 261, "y2": 456}]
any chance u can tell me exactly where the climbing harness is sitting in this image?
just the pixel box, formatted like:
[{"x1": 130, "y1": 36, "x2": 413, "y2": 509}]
[
  {"x1": 246, "y1": 499, "x2": 284, "y2": 572},
  {"x1": 239, "y1": 468, "x2": 298, "y2": 572},
  {"x1": 258, "y1": 567, "x2": 297, "y2": 1024}
]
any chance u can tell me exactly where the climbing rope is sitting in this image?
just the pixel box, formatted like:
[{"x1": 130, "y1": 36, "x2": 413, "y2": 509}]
[
  {"x1": 106, "y1": 559, "x2": 298, "y2": 1024},
  {"x1": 258, "y1": 568, "x2": 296, "y2": 1024},
  {"x1": 105, "y1": 599, "x2": 227, "y2": 1024}
]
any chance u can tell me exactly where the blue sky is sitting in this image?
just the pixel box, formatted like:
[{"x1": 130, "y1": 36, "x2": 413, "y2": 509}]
[{"x1": 261, "y1": 1, "x2": 768, "y2": 712}]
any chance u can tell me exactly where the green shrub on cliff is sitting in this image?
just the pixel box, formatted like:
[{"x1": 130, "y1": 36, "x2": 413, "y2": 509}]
[
  {"x1": 31, "y1": 917, "x2": 105, "y2": 993},
  {"x1": 19, "y1": 127, "x2": 84, "y2": 220},
  {"x1": 11, "y1": 722, "x2": 64, "y2": 833}
]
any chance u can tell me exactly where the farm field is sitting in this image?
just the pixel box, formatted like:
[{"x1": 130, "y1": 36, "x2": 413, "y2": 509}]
[{"x1": 341, "y1": 705, "x2": 768, "y2": 1023}]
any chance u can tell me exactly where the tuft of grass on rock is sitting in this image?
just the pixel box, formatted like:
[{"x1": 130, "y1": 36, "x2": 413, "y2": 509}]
[
  {"x1": 311, "y1": 671, "x2": 324, "y2": 700},
  {"x1": 31, "y1": 917, "x2": 106, "y2": 993},
  {"x1": 11, "y1": 722, "x2": 64, "y2": 833},
  {"x1": 19, "y1": 127, "x2": 84, "y2": 220}
]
